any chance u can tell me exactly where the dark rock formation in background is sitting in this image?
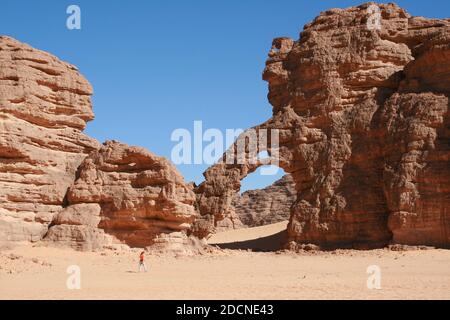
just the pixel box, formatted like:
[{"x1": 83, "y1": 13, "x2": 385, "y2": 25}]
[
  {"x1": 233, "y1": 174, "x2": 295, "y2": 227},
  {"x1": 194, "y1": 3, "x2": 450, "y2": 249}
]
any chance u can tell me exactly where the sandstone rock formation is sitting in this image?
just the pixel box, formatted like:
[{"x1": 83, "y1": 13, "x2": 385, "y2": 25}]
[
  {"x1": 60, "y1": 140, "x2": 198, "y2": 248},
  {"x1": 0, "y1": 36, "x2": 100, "y2": 244},
  {"x1": 232, "y1": 174, "x2": 296, "y2": 227},
  {"x1": 44, "y1": 203, "x2": 114, "y2": 251},
  {"x1": 194, "y1": 3, "x2": 450, "y2": 249},
  {"x1": 0, "y1": 37, "x2": 199, "y2": 251},
  {"x1": 45, "y1": 141, "x2": 200, "y2": 251},
  {"x1": 1, "y1": 2, "x2": 449, "y2": 252}
]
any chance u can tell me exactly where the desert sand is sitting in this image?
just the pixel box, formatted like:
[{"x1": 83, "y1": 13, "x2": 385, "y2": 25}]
[{"x1": 1, "y1": 222, "x2": 449, "y2": 300}]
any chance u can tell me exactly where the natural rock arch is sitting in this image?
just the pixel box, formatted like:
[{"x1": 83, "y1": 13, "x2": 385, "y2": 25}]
[
  {"x1": 192, "y1": 111, "x2": 300, "y2": 239},
  {"x1": 1, "y1": 3, "x2": 449, "y2": 252},
  {"x1": 193, "y1": 3, "x2": 450, "y2": 249}
]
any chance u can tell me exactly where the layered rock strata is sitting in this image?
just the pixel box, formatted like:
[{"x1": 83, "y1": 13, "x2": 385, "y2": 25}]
[
  {"x1": 194, "y1": 3, "x2": 450, "y2": 249},
  {"x1": 0, "y1": 36, "x2": 99, "y2": 244},
  {"x1": 0, "y1": 37, "x2": 198, "y2": 251},
  {"x1": 232, "y1": 174, "x2": 296, "y2": 227}
]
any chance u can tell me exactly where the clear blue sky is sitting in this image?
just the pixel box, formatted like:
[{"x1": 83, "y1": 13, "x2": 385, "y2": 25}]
[{"x1": 1, "y1": 0, "x2": 449, "y2": 191}]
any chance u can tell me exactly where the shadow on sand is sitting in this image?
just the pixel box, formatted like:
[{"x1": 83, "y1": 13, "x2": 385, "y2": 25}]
[{"x1": 211, "y1": 229, "x2": 287, "y2": 252}]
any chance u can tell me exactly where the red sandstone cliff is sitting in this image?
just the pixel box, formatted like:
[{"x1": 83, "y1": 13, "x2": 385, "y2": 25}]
[{"x1": 194, "y1": 3, "x2": 450, "y2": 249}]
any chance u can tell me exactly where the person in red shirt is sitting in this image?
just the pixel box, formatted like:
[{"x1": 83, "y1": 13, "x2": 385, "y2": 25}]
[{"x1": 138, "y1": 251, "x2": 148, "y2": 272}]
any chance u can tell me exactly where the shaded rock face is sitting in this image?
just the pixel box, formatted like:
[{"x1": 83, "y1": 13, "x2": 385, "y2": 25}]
[
  {"x1": 0, "y1": 36, "x2": 100, "y2": 243},
  {"x1": 232, "y1": 174, "x2": 296, "y2": 227},
  {"x1": 0, "y1": 37, "x2": 199, "y2": 251},
  {"x1": 44, "y1": 203, "x2": 115, "y2": 251},
  {"x1": 194, "y1": 3, "x2": 450, "y2": 249}
]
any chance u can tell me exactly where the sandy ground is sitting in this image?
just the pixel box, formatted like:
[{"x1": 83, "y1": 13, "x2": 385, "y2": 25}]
[
  {"x1": 1, "y1": 223, "x2": 450, "y2": 300},
  {"x1": 209, "y1": 221, "x2": 289, "y2": 243},
  {"x1": 207, "y1": 221, "x2": 289, "y2": 251}
]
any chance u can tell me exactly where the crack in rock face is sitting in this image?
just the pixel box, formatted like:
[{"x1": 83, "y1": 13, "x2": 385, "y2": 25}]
[{"x1": 193, "y1": 3, "x2": 450, "y2": 249}]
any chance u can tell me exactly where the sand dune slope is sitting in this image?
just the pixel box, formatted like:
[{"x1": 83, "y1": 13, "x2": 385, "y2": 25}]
[{"x1": 208, "y1": 221, "x2": 288, "y2": 251}]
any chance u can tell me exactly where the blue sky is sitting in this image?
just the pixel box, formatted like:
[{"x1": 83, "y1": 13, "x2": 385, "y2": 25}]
[{"x1": 1, "y1": 0, "x2": 449, "y2": 191}]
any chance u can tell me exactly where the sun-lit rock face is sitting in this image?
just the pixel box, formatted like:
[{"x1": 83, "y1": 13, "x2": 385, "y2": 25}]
[
  {"x1": 61, "y1": 140, "x2": 199, "y2": 248},
  {"x1": 0, "y1": 37, "x2": 200, "y2": 251},
  {"x1": 194, "y1": 3, "x2": 450, "y2": 249},
  {"x1": 1, "y1": 2, "x2": 449, "y2": 251},
  {"x1": 0, "y1": 36, "x2": 100, "y2": 244}
]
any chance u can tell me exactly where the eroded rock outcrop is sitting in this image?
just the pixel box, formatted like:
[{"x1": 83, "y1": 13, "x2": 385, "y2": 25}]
[
  {"x1": 48, "y1": 140, "x2": 199, "y2": 250},
  {"x1": 0, "y1": 36, "x2": 100, "y2": 244},
  {"x1": 0, "y1": 37, "x2": 199, "y2": 251},
  {"x1": 194, "y1": 3, "x2": 450, "y2": 249},
  {"x1": 232, "y1": 174, "x2": 296, "y2": 227},
  {"x1": 2, "y1": 2, "x2": 449, "y2": 251},
  {"x1": 44, "y1": 203, "x2": 115, "y2": 251}
]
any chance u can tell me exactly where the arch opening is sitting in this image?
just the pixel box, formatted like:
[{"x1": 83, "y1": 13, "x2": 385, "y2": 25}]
[{"x1": 208, "y1": 166, "x2": 297, "y2": 251}]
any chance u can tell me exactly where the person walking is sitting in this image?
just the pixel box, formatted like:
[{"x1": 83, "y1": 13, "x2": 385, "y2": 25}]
[{"x1": 138, "y1": 251, "x2": 148, "y2": 272}]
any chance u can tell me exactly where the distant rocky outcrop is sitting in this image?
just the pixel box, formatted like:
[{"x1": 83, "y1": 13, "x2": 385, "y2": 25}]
[
  {"x1": 0, "y1": 37, "x2": 199, "y2": 251},
  {"x1": 194, "y1": 3, "x2": 450, "y2": 249},
  {"x1": 232, "y1": 175, "x2": 295, "y2": 227}
]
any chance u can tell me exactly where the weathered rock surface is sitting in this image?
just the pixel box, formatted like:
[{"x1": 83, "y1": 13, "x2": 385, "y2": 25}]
[
  {"x1": 65, "y1": 140, "x2": 199, "y2": 248},
  {"x1": 44, "y1": 203, "x2": 114, "y2": 251},
  {"x1": 232, "y1": 174, "x2": 296, "y2": 227},
  {"x1": 2, "y1": 2, "x2": 449, "y2": 251},
  {"x1": 0, "y1": 36, "x2": 100, "y2": 244},
  {"x1": 194, "y1": 3, "x2": 450, "y2": 249},
  {"x1": 0, "y1": 37, "x2": 199, "y2": 251}
]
